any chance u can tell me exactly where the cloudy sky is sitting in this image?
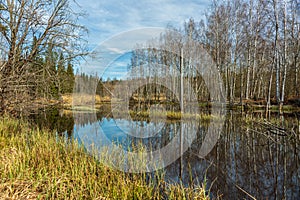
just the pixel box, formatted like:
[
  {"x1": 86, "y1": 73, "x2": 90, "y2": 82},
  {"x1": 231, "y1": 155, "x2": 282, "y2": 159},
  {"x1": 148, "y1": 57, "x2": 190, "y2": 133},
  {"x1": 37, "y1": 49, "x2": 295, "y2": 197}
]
[{"x1": 74, "y1": 0, "x2": 211, "y2": 79}]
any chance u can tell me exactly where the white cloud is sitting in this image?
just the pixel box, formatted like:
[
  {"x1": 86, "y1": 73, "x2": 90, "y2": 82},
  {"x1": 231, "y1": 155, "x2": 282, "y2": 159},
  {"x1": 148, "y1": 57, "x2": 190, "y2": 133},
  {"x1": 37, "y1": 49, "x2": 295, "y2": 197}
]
[
  {"x1": 106, "y1": 47, "x2": 126, "y2": 54},
  {"x1": 76, "y1": 0, "x2": 210, "y2": 45},
  {"x1": 73, "y1": 0, "x2": 211, "y2": 78}
]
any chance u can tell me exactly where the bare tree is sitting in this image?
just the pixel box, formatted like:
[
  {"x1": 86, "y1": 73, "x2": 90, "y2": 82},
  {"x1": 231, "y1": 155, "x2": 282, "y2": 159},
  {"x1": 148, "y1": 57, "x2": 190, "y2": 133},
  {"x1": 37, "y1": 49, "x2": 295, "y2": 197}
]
[
  {"x1": 0, "y1": 0, "x2": 87, "y2": 114},
  {"x1": 126, "y1": 0, "x2": 299, "y2": 113}
]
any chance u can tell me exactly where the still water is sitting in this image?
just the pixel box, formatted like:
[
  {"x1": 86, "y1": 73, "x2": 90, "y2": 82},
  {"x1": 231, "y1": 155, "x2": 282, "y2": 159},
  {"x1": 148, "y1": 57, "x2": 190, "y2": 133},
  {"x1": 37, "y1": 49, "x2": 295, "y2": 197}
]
[{"x1": 30, "y1": 107, "x2": 300, "y2": 199}]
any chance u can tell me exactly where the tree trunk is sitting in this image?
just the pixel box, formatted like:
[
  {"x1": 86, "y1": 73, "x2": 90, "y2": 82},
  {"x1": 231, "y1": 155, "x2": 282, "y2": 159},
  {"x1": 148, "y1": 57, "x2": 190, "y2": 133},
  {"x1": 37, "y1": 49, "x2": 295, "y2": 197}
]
[{"x1": 280, "y1": 1, "x2": 287, "y2": 114}]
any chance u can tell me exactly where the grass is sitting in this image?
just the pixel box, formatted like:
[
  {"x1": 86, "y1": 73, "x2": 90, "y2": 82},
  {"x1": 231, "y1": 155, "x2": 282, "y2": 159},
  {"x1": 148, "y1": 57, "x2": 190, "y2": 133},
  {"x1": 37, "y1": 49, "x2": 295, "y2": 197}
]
[
  {"x1": 63, "y1": 94, "x2": 110, "y2": 107},
  {"x1": 127, "y1": 110, "x2": 223, "y2": 122},
  {"x1": 0, "y1": 116, "x2": 210, "y2": 199}
]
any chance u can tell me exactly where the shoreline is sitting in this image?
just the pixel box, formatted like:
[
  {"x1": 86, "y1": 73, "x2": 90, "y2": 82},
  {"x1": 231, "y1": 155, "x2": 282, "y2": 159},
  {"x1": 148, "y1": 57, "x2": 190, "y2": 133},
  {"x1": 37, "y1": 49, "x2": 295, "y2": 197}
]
[
  {"x1": 28, "y1": 94, "x2": 300, "y2": 117},
  {"x1": 0, "y1": 117, "x2": 209, "y2": 199}
]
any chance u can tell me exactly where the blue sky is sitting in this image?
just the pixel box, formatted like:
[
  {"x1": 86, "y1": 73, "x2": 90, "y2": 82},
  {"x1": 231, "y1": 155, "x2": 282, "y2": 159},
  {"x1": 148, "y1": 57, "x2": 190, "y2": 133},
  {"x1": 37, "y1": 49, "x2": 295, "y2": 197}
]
[{"x1": 74, "y1": 0, "x2": 211, "y2": 80}]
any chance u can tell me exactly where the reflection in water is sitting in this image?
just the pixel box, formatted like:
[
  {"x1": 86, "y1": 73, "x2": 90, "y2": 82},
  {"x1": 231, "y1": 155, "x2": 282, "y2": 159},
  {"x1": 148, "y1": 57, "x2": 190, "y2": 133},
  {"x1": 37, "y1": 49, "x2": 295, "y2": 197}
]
[
  {"x1": 29, "y1": 107, "x2": 74, "y2": 137},
  {"x1": 31, "y1": 107, "x2": 300, "y2": 199},
  {"x1": 201, "y1": 111, "x2": 300, "y2": 199},
  {"x1": 73, "y1": 111, "x2": 200, "y2": 172}
]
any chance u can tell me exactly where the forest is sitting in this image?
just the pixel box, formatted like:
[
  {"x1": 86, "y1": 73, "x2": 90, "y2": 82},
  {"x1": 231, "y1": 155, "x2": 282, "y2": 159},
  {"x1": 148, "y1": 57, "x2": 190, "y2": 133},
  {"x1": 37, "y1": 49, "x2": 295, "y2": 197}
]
[
  {"x1": 76, "y1": 0, "x2": 300, "y2": 115},
  {"x1": 0, "y1": 0, "x2": 299, "y2": 115}
]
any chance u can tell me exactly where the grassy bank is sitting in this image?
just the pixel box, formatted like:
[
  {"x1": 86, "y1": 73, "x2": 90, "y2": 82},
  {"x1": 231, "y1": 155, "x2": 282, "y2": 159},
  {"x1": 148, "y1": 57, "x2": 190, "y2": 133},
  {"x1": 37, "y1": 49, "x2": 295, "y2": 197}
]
[
  {"x1": 128, "y1": 110, "x2": 220, "y2": 122},
  {"x1": 0, "y1": 117, "x2": 209, "y2": 199}
]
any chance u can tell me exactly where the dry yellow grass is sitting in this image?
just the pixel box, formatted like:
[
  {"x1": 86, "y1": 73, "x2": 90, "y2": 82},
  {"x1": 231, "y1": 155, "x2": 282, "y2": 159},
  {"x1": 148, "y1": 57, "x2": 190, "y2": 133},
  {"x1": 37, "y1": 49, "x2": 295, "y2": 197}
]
[
  {"x1": 62, "y1": 94, "x2": 110, "y2": 107},
  {"x1": 0, "y1": 116, "x2": 210, "y2": 200}
]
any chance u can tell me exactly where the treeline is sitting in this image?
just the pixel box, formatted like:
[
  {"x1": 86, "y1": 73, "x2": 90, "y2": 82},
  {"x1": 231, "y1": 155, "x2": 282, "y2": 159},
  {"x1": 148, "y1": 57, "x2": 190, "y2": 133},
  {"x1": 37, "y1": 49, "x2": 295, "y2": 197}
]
[
  {"x1": 83, "y1": 0, "x2": 299, "y2": 112},
  {"x1": 71, "y1": 0, "x2": 300, "y2": 114},
  {"x1": 73, "y1": 74, "x2": 118, "y2": 97},
  {"x1": 1, "y1": 0, "x2": 299, "y2": 115},
  {"x1": 126, "y1": 0, "x2": 299, "y2": 111}
]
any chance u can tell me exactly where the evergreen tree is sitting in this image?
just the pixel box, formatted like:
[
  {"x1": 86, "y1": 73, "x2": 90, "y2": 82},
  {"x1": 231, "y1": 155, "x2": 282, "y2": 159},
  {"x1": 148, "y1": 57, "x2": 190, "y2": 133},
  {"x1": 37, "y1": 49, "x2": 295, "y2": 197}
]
[{"x1": 65, "y1": 62, "x2": 75, "y2": 93}]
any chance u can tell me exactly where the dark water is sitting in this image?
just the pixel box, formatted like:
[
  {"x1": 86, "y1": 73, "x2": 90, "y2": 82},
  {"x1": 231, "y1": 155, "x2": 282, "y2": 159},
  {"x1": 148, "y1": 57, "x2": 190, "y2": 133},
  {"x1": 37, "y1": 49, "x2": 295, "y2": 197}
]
[{"x1": 30, "y1": 107, "x2": 300, "y2": 199}]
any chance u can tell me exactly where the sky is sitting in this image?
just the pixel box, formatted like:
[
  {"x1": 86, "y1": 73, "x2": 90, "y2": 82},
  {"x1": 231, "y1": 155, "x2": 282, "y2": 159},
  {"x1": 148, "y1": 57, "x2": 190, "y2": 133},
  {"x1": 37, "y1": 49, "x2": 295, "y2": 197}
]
[{"x1": 74, "y1": 0, "x2": 211, "y2": 80}]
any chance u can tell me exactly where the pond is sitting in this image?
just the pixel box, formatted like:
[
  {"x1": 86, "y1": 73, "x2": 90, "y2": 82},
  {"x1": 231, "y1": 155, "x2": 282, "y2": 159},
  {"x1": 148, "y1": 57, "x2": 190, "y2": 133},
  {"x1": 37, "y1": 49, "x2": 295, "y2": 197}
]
[{"x1": 30, "y1": 106, "x2": 300, "y2": 199}]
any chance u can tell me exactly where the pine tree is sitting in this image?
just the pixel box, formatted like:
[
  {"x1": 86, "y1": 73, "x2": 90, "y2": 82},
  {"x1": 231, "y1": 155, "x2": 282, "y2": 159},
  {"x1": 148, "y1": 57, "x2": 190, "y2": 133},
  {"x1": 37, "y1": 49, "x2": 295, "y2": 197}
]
[{"x1": 66, "y1": 62, "x2": 75, "y2": 93}]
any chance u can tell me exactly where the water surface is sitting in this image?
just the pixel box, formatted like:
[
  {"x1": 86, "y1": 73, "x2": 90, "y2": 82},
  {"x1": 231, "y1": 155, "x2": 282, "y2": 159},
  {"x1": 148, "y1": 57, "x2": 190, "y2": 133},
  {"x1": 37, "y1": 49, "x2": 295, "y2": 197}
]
[{"x1": 30, "y1": 107, "x2": 300, "y2": 199}]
